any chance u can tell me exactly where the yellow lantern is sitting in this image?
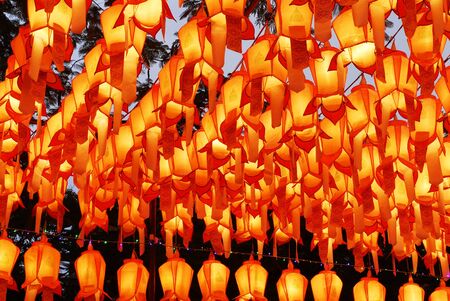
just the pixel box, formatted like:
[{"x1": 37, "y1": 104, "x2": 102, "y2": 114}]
[
  {"x1": 429, "y1": 280, "x2": 450, "y2": 301},
  {"x1": 22, "y1": 235, "x2": 61, "y2": 301},
  {"x1": 235, "y1": 257, "x2": 268, "y2": 300},
  {"x1": 159, "y1": 252, "x2": 193, "y2": 300},
  {"x1": 75, "y1": 243, "x2": 107, "y2": 300},
  {"x1": 353, "y1": 271, "x2": 386, "y2": 301},
  {"x1": 117, "y1": 252, "x2": 150, "y2": 301},
  {"x1": 311, "y1": 270, "x2": 343, "y2": 301},
  {"x1": 398, "y1": 276, "x2": 424, "y2": 301},
  {"x1": 197, "y1": 253, "x2": 230, "y2": 301},
  {"x1": 277, "y1": 261, "x2": 308, "y2": 301},
  {"x1": 0, "y1": 232, "x2": 19, "y2": 300}
]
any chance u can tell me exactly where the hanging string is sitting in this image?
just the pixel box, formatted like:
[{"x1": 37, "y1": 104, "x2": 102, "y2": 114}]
[{"x1": 2, "y1": 226, "x2": 443, "y2": 280}]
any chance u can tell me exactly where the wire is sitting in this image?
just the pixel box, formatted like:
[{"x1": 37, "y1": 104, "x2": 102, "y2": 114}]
[{"x1": 3, "y1": 226, "x2": 444, "y2": 280}]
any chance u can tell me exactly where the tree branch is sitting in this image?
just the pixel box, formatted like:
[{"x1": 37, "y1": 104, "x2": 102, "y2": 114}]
[{"x1": 244, "y1": 0, "x2": 261, "y2": 17}]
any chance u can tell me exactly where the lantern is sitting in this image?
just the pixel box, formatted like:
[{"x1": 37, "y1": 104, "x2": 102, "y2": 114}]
[
  {"x1": 197, "y1": 253, "x2": 230, "y2": 301},
  {"x1": 75, "y1": 243, "x2": 107, "y2": 300},
  {"x1": 398, "y1": 276, "x2": 424, "y2": 301},
  {"x1": 117, "y1": 252, "x2": 150, "y2": 301},
  {"x1": 235, "y1": 257, "x2": 268, "y2": 300},
  {"x1": 0, "y1": 232, "x2": 19, "y2": 300},
  {"x1": 332, "y1": 9, "x2": 376, "y2": 72},
  {"x1": 277, "y1": 261, "x2": 308, "y2": 301},
  {"x1": 311, "y1": 270, "x2": 342, "y2": 301},
  {"x1": 159, "y1": 252, "x2": 193, "y2": 300},
  {"x1": 429, "y1": 280, "x2": 450, "y2": 301},
  {"x1": 353, "y1": 271, "x2": 386, "y2": 301},
  {"x1": 22, "y1": 235, "x2": 61, "y2": 301}
]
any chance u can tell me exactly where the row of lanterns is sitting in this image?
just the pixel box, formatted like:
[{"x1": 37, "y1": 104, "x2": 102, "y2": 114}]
[
  {"x1": 0, "y1": 233, "x2": 449, "y2": 301},
  {"x1": 0, "y1": 0, "x2": 449, "y2": 293}
]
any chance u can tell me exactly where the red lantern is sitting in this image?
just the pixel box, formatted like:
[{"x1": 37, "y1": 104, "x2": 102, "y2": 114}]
[
  {"x1": 159, "y1": 252, "x2": 193, "y2": 300},
  {"x1": 311, "y1": 270, "x2": 342, "y2": 301},
  {"x1": 75, "y1": 243, "x2": 108, "y2": 300},
  {"x1": 235, "y1": 257, "x2": 268, "y2": 300},
  {"x1": 117, "y1": 252, "x2": 149, "y2": 301},
  {"x1": 22, "y1": 235, "x2": 61, "y2": 301},
  {"x1": 277, "y1": 261, "x2": 308, "y2": 301},
  {"x1": 0, "y1": 232, "x2": 19, "y2": 300},
  {"x1": 198, "y1": 253, "x2": 230, "y2": 300}
]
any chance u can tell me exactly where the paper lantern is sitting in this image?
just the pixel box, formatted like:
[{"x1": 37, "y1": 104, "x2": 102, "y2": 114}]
[
  {"x1": 332, "y1": 9, "x2": 376, "y2": 72},
  {"x1": 398, "y1": 276, "x2": 424, "y2": 301},
  {"x1": 117, "y1": 252, "x2": 150, "y2": 301},
  {"x1": 275, "y1": 0, "x2": 313, "y2": 40},
  {"x1": 311, "y1": 270, "x2": 343, "y2": 301},
  {"x1": 429, "y1": 280, "x2": 450, "y2": 301},
  {"x1": 277, "y1": 261, "x2": 308, "y2": 301},
  {"x1": 353, "y1": 271, "x2": 386, "y2": 301},
  {"x1": 235, "y1": 257, "x2": 268, "y2": 300},
  {"x1": 309, "y1": 48, "x2": 346, "y2": 97},
  {"x1": 0, "y1": 232, "x2": 19, "y2": 300},
  {"x1": 75, "y1": 243, "x2": 107, "y2": 301},
  {"x1": 22, "y1": 235, "x2": 61, "y2": 301},
  {"x1": 159, "y1": 252, "x2": 193, "y2": 300},
  {"x1": 197, "y1": 253, "x2": 230, "y2": 301}
]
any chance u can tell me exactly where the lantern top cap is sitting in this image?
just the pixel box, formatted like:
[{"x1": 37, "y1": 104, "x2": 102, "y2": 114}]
[
  {"x1": 1, "y1": 230, "x2": 7, "y2": 238},
  {"x1": 360, "y1": 75, "x2": 366, "y2": 86},
  {"x1": 243, "y1": 255, "x2": 260, "y2": 266},
  {"x1": 88, "y1": 241, "x2": 94, "y2": 251},
  {"x1": 391, "y1": 41, "x2": 397, "y2": 51},
  {"x1": 287, "y1": 261, "x2": 294, "y2": 270},
  {"x1": 208, "y1": 251, "x2": 215, "y2": 261},
  {"x1": 440, "y1": 279, "x2": 447, "y2": 288},
  {"x1": 40, "y1": 234, "x2": 48, "y2": 243},
  {"x1": 168, "y1": 251, "x2": 185, "y2": 262},
  {"x1": 408, "y1": 275, "x2": 414, "y2": 283},
  {"x1": 320, "y1": 269, "x2": 336, "y2": 275}
]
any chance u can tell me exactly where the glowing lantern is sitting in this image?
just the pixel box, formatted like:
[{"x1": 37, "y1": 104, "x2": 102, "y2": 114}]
[
  {"x1": 332, "y1": 9, "x2": 376, "y2": 72},
  {"x1": 353, "y1": 271, "x2": 386, "y2": 301},
  {"x1": 277, "y1": 261, "x2": 308, "y2": 301},
  {"x1": 75, "y1": 243, "x2": 107, "y2": 301},
  {"x1": 398, "y1": 276, "x2": 424, "y2": 301},
  {"x1": 0, "y1": 232, "x2": 19, "y2": 300},
  {"x1": 429, "y1": 280, "x2": 450, "y2": 301},
  {"x1": 159, "y1": 252, "x2": 193, "y2": 300},
  {"x1": 117, "y1": 252, "x2": 150, "y2": 301},
  {"x1": 22, "y1": 235, "x2": 61, "y2": 301},
  {"x1": 235, "y1": 257, "x2": 268, "y2": 300},
  {"x1": 197, "y1": 253, "x2": 230, "y2": 300},
  {"x1": 311, "y1": 270, "x2": 342, "y2": 301}
]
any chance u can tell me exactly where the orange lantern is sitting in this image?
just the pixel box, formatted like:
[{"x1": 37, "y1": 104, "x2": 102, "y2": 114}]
[
  {"x1": 332, "y1": 9, "x2": 376, "y2": 72},
  {"x1": 311, "y1": 270, "x2": 343, "y2": 301},
  {"x1": 159, "y1": 252, "x2": 193, "y2": 300},
  {"x1": 0, "y1": 232, "x2": 19, "y2": 300},
  {"x1": 353, "y1": 271, "x2": 386, "y2": 301},
  {"x1": 75, "y1": 243, "x2": 108, "y2": 301},
  {"x1": 197, "y1": 253, "x2": 230, "y2": 300},
  {"x1": 429, "y1": 280, "x2": 450, "y2": 301},
  {"x1": 22, "y1": 235, "x2": 61, "y2": 301},
  {"x1": 398, "y1": 276, "x2": 424, "y2": 301},
  {"x1": 117, "y1": 252, "x2": 150, "y2": 301},
  {"x1": 277, "y1": 261, "x2": 308, "y2": 301},
  {"x1": 235, "y1": 257, "x2": 268, "y2": 300}
]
